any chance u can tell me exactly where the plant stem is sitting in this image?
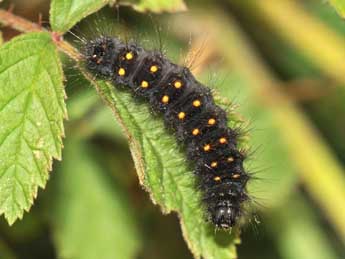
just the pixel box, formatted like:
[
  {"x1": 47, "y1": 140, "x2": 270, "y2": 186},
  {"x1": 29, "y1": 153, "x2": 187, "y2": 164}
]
[
  {"x1": 0, "y1": 9, "x2": 42, "y2": 32},
  {"x1": 0, "y1": 9, "x2": 81, "y2": 60}
]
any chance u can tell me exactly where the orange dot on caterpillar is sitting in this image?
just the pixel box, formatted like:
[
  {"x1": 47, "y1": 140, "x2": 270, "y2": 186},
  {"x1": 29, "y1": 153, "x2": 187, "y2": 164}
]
[
  {"x1": 193, "y1": 99, "x2": 201, "y2": 107},
  {"x1": 174, "y1": 80, "x2": 182, "y2": 89},
  {"x1": 208, "y1": 118, "x2": 216, "y2": 125},
  {"x1": 96, "y1": 58, "x2": 102, "y2": 64},
  {"x1": 210, "y1": 161, "x2": 218, "y2": 168},
  {"x1": 232, "y1": 174, "x2": 241, "y2": 179},
  {"x1": 178, "y1": 112, "x2": 186, "y2": 120},
  {"x1": 125, "y1": 52, "x2": 134, "y2": 60},
  {"x1": 214, "y1": 176, "x2": 221, "y2": 182},
  {"x1": 192, "y1": 128, "x2": 200, "y2": 136},
  {"x1": 141, "y1": 80, "x2": 149, "y2": 88},
  {"x1": 219, "y1": 137, "x2": 227, "y2": 144},
  {"x1": 150, "y1": 65, "x2": 158, "y2": 73},
  {"x1": 118, "y1": 68, "x2": 126, "y2": 76},
  {"x1": 203, "y1": 144, "x2": 211, "y2": 152},
  {"x1": 161, "y1": 95, "x2": 169, "y2": 103},
  {"x1": 227, "y1": 157, "x2": 234, "y2": 162}
]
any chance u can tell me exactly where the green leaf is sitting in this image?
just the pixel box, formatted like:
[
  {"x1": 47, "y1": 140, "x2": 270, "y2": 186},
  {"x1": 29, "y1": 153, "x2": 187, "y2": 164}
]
[
  {"x1": 89, "y1": 79, "x2": 238, "y2": 259},
  {"x1": 51, "y1": 139, "x2": 140, "y2": 259},
  {"x1": 328, "y1": 0, "x2": 345, "y2": 17},
  {"x1": 0, "y1": 32, "x2": 66, "y2": 225},
  {"x1": 121, "y1": 0, "x2": 187, "y2": 13},
  {"x1": 50, "y1": 0, "x2": 111, "y2": 33}
]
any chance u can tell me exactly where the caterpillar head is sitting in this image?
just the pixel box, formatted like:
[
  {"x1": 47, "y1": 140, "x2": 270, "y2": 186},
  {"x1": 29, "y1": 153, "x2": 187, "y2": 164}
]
[
  {"x1": 212, "y1": 204, "x2": 240, "y2": 229},
  {"x1": 83, "y1": 36, "x2": 119, "y2": 77}
]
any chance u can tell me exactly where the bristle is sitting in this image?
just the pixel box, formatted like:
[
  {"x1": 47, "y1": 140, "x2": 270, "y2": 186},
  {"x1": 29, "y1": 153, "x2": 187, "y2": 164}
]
[{"x1": 83, "y1": 35, "x2": 250, "y2": 229}]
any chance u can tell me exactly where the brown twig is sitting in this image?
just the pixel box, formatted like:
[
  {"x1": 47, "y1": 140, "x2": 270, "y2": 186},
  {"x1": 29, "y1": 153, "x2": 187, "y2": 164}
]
[
  {"x1": 0, "y1": 9, "x2": 43, "y2": 33},
  {"x1": 0, "y1": 9, "x2": 82, "y2": 60}
]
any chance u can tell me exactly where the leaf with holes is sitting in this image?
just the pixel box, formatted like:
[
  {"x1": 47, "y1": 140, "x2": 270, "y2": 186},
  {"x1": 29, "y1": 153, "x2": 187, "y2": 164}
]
[{"x1": 0, "y1": 32, "x2": 66, "y2": 225}]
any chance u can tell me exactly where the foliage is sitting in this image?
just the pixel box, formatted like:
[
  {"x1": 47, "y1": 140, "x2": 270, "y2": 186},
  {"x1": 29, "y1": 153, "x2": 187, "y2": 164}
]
[
  {"x1": 328, "y1": 0, "x2": 345, "y2": 17},
  {"x1": 0, "y1": 0, "x2": 345, "y2": 259},
  {"x1": 0, "y1": 32, "x2": 66, "y2": 224}
]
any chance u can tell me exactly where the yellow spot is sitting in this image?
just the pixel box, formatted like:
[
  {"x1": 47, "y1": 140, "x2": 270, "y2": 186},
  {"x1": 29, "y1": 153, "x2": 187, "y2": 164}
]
[
  {"x1": 210, "y1": 161, "x2": 218, "y2": 168},
  {"x1": 174, "y1": 80, "x2": 182, "y2": 89},
  {"x1": 178, "y1": 112, "x2": 186, "y2": 120},
  {"x1": 219, "y1": 137, "x2": 227, "y2": 144},
  {"x1": 208, "y1": 118, "x2": 216, "y2": 125},
  {"x1": 214, "y1": 176, "x2": 221, "y2": 182},
  {"x1": 125, "y1": 52, "x2": 133, "y2": 60},
  {"x1": 150, "y1": 65, "x2": 158, "y2": 73},
  {"x1": 232, "y1": 174, "x2": 240, "y2": 179},
  {"x1": 118, "y1": 68, "x2": 126, "y2": 76},
  {"x1": 193, "y1": 99, "x2": 201, "y2": 107},
  {"x1": 141, "y1": 81, "x2": 149, "y2": 88},
  {"x1": 192, "y1": 128, "x2": 200, "y2": 136},
  {"x1": 227, "y1": 157, "x2": 234, "y2": 163},
  {"x1": 162, "y1": 95, "x2": 169, "y2": 103},
  {"x1": 203, "y1": 144, "x2": 211, "y2": 152}
]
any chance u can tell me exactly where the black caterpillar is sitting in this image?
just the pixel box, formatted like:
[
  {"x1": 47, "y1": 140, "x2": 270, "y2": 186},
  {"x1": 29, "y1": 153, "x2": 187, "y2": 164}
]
[{"x1": 83, "y1": 36, "x2": 250, "y2": 229}]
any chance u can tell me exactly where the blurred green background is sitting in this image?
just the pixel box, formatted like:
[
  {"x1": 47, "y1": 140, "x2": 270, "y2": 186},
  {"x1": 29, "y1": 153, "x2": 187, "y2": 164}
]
[{"x1": 1, "y1": 0, "x2": 345, "y2": 258}]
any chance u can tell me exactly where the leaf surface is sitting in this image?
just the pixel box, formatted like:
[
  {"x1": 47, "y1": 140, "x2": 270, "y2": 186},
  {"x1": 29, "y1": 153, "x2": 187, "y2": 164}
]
[
  {"x1": 50, "y1": 0, "x2": 110, "y2": 33},
  {"x1": 0, "y1": 32, "x2": 66, "y2": 224}
]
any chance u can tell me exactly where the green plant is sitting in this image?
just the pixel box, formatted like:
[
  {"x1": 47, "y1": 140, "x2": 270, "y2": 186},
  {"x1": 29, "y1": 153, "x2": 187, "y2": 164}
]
[{"x1": 0, "y1": 1, "x2": 345, "y2": 259}]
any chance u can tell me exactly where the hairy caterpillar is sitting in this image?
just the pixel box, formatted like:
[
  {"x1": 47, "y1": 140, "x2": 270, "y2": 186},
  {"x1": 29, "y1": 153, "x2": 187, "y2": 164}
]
[{"x1": 82, "y1": 36, "x2": 250, "y2": 229}]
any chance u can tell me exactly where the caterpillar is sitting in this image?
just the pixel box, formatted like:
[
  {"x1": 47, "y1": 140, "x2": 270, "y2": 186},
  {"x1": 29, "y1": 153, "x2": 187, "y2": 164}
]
[{"x1": 82, "y1": 36, "x2": 250, "y2": 229}]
